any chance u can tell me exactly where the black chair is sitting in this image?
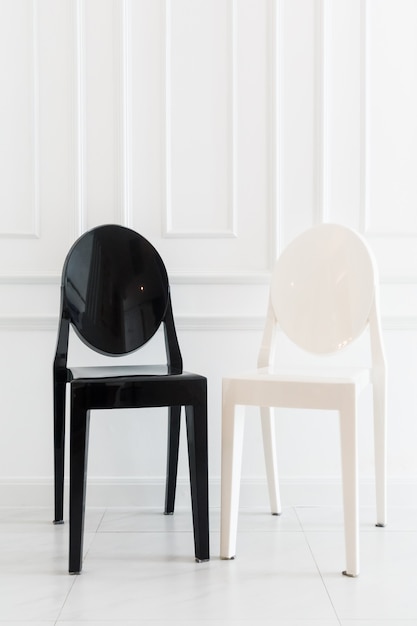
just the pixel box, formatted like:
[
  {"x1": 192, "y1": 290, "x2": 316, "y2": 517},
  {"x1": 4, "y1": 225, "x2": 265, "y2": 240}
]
[{"x1": 53, "y1": 224, "x2": 209, "y2": 573}]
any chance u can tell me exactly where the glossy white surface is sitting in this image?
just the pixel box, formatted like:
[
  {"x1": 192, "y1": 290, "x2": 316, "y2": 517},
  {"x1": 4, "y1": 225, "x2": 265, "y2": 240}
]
[
  {"x1": 1, "y1": 505, "x2": 417, "y2": 624},
  {"x1": 271, "y1": 224, "x2": 375, "y2": 354},
  {"x1": 221, "y1": 224, "x2": 387, "y2": 578}
]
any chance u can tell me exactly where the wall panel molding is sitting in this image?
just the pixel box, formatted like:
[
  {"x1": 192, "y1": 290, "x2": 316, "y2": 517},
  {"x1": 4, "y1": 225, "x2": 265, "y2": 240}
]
[
  {"x1": 0, "y1": 475, "x2": 415, "y2": 509},
  {"x1": 0, "y1": 313, "x2": 414, "y2": 332},
  {"x1": 163, "y1": 0, "x2": 237, "y2": 238},
  {"x1": 72, "y1": 0, "x2": 86, "y2": 237},
  {"x1": 359, "y1": 0, "x2": 368, "y2": 235},
  {"x1": 114, "y1": 0, "x2": 133, "y2": 227},
  {"x1": 268, "y1": 0, "x2": 280, "y2": 262},
  {"x1": 0, "y1": 273, "x2": 59, "y2": 285},
  {"x1": 0, "y1": 0, "x2": 40, "y2": 239},
  {"x1": 73, "y1": 0, "x2": 133, "y2": 233},
  {"x1": 314, "y1": 0, "x2": 326, "y2": 225},
  {"x1": 360, "y1": 0, "x2": 417, "y2": 238}
]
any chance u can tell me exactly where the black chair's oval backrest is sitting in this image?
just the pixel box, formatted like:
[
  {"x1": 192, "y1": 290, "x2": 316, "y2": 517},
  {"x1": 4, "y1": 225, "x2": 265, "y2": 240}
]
[{"x1": 62, "y1": 225, "x2": 169, "y2": 355}]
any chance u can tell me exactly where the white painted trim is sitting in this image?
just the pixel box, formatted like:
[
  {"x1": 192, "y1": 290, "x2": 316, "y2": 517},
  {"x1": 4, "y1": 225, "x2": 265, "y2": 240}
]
[
  {"x1": 320, "y1": 0, "x2": 332, "y2": 224},
  {"x1": 314, "y1": 0, "x2": 325, "y2": 225},
  {"x1": 170, "y1": 271, "x2": 271, "y2": 284},
  {"x1": 3, "y1": 270, "x2": 417, "y2": 287},
  {"x1": 0, "y1": 315, "x2": 264, "y2": 332},
  {"x1": 0, "y1": 273, "x2": 60, "y2": 284},
  {"x1": 359, "y1": 1, "x2": 417, "y2": 239},
  {"x1": 114, "y1": 0, "x2": 132, "y2": 227},
  {"x1": 0, "y1": 0, "x2": 40, "y2": 240},
  {"x1": 359, "y1": 0, "x2": 368, "y2": 235},
  {"x1": 0, "y1": 314, "x2": 416, "y2": 332},
  {"x1": 73, "y1": 0, "x2": 87, "y2": 237},
  {"x1": 0, "y1": 271, "x2": 271, "y2": 285},
  {"x1": 1, "y1": 476, "x2": 416, "y2": 509},
  {"x1": 275, "y1": 0, "x2": 285, "y2": 257},
  {"x1": 163, "y1": 0, "x2": 238, "y2": 239},
  {"x1": 0, "y1": 317, "x2": 58, "y2": 331},
  {"x1": 31, "y1": 0, "x2": 41, "y2": 239},
  {"x1": 267, "y1": 0, "x2": 279, "y2": 265}
]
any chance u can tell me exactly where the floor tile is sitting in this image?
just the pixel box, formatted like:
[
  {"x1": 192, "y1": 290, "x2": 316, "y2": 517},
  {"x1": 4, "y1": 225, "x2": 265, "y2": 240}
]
[
  {"x1": 59, "y1": 531, "x2": 336, "y2": 622},
  {"x1": 306, "y1": 530, "x2": 417, "y2": 620},
  {"x1": 340, "y1": 621, "x2": 417, "y2": 625},
  {"x1": 296, "y1": 505, "x2": 417, "y2": 532},
  {"x1": 0, "y1": 532, "x2": 75, "y2": 620},
  {"x1": 98, "y1": 506, "x2": 302, "y2": 535},
  {"x1": 0, "y1": 524, "x2": 97, "y2": 621},
  {"x1": 3, "y1": 505, "x2": 417, "y2": 624},
  {"x1": 0, "y1": 506, "x2": 105, "y2": 533}
]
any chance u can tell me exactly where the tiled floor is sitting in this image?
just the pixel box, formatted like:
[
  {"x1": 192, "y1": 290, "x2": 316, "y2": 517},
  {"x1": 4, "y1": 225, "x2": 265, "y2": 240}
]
[{"x1": 1, "y1": 505, "x2": 417, "y2": 625}]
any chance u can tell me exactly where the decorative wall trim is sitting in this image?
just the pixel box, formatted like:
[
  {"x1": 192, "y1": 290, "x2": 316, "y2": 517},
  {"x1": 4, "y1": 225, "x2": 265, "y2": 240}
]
[
  {"x1": 115, "y1": 0, "x2": 132, "y2": 227},
  {"x1": 0, "y1": 0, "x2": 40, "y2": 239},
  {"x1": 170, "y1": 271, "x2": 271, "y2": 285},
  {"x1": 314, "y1": 0, "x2": 325, "y2": 225},
  {"x1": 1, "y1": 314, "x2": 416, "y2": 332},
  {"x1": 319, "y1": 0, "x2": 331, "y2": 225},
  {"x1": 0, "y1": 273, "x2": 60, "y2": 284},
  {"x1": 359, "y1": 0, "x2": 368, "y2": 235},
  {"x1": 163, "y1": 0, "x2": 238, "y2": 238},
  {"x1": 0, "y1": 315, "x2": 264, "y2": 332},
  {"x1": 2, "y1": 271, "x2": 417, "y2": 287},
  {"x1": 72, "y1": 0, "x2": 86, "y2": 237},
  {"x1": 268, "y1": 0, "x2": 279, "y2": 265},
  {"x1": 359, "y1": 1, "x2": 417, "y2": 239},
  {"x1": 0, "y1": 317, "x2": 58, "y2": 331},
  {"x1": 274, "y1": 0, "x2": 285, "y2": 257},
  {"x1": 1, "y1": 476, "x2": 415, "y2": 509}
]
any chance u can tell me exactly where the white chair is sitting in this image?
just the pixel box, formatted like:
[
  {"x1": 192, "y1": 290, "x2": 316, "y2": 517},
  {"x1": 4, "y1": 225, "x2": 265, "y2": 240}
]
[{"x1": 220, "y1": 223, "x2": 387, "y2": 577}]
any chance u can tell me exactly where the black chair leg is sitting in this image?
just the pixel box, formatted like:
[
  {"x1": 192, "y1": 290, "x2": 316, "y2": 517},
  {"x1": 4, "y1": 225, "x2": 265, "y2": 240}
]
[
  {"x1": 69, "y1": 395, "x2": 90, "y2": 574},
  {"x1": 53, "y1": 381, "x2": 66, "y2": 524},
  {"x1": 185, "y1": 399, "x2": 209, "y2": 562},
  {"x1": 165, "y1": 405, "x2": 181, "y2": 514}
]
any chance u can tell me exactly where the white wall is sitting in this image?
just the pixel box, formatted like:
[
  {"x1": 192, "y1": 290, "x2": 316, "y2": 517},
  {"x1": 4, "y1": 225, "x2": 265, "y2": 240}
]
[{"x1": 1, "y1": 0, "x2": 417, "y2": 512}]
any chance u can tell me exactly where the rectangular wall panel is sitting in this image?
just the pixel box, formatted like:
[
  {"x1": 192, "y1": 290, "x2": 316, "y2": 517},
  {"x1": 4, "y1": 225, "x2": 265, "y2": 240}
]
[
  {"x1": 165, "y1": 0, "x2": 235, "y2": 236},
  {"x1": 83, "y1": 0, "x2": 127, "y2": 229},
  {"x1": 129, "y1": 0, "x2": 272, "y2": 276},
  {"x1": 366, "y1": 0, "x2": 417, "y2": 235},
  {"x1": 0, "y1": 0, "x2": 38, "y2": 236},
  {"x1": 280, "y1": 0, "x2": 319, "y2": 247},
  {"x1": 323, "y1": 0, "x2": 362, "y2": 229}
]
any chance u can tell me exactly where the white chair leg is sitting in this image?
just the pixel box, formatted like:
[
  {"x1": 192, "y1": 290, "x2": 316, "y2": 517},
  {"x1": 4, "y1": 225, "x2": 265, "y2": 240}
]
[
  {"x1": 339, "y1": 398, "x2": 360, "y2": 577},
  {"x1": 373, "y1": 377, "x2": 387, "y2": 527},
  {"x1": 220, "y1": 397, "x2": 245, "y2": 560},
  {"x1": 260, "y1": 406, "x2": 281, "y2": 515}
]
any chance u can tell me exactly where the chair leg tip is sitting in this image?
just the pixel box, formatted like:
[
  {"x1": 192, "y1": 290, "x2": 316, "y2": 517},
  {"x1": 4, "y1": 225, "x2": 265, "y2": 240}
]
[
  {"x1": 375, "y1": 522, "x2": 386, "y2": 527},
  {"x1": 342, "y1": 570, "x2": 359, "y2": 578},
  {"x1": 164, "y1": 511, "x2": 174, "y2": 516},
  {"x1": 195, "y1": 557, "x2": 210, "y2": 563},
  {"x1": 53, "y1": 519, "x2": 64, "y2": 525}
]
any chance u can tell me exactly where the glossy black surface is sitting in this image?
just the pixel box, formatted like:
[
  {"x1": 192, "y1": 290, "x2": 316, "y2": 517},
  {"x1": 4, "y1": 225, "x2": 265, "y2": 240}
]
[
  {"x1": 53, "y1": 225, "x2": 209, "y2": 573},
  {"x1": 64, "y1": 224, "x2": 169, "y2": 355}
]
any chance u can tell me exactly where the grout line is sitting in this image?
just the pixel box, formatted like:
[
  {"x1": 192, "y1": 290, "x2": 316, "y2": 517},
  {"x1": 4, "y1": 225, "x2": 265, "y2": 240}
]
[
  {"x1": 294, "y1": 506, "x2": 342, "y2": 625},
  {"x1": 55, "y1": 508, "x2": 108, "y2": 622}
]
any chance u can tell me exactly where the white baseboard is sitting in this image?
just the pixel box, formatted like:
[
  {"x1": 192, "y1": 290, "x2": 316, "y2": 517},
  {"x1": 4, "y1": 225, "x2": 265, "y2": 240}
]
[{"x1": 1, "y1": 476, "x2": 416, "y2": 510}]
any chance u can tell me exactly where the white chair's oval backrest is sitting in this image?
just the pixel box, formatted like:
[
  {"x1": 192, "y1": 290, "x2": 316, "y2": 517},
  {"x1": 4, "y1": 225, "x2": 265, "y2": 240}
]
[{"x1": 271, "y1": 224, "x2": 376, "y2": 354}]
